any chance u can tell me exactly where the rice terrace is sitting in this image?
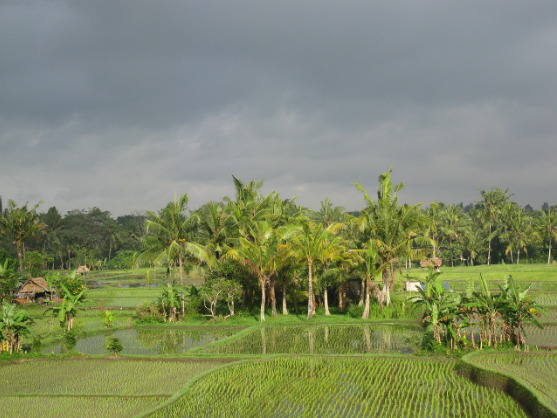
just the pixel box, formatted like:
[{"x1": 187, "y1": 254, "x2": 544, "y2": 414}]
[{"x1": 2, "y1": 174, "x2": 557, "y2": 417}]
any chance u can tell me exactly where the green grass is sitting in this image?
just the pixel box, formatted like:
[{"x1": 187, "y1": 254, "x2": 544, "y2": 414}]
[
  {"x1": 152, "y1": 356, "x2": 527, "y2": 417},
  {"x1": 403, "y1": 263, "x2": 557, "y2": 283}
]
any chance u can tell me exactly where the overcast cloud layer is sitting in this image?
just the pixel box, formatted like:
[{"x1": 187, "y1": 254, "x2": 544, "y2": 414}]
[{"x1": 1, "y1": 1, "x2": 557, "y2": 216}]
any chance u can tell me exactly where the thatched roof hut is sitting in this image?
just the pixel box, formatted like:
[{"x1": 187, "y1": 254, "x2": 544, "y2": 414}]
[
  {"x1": 420, "y1": 257, "x2": 442, "y2": 271},
  {"x1": 18, "y1": 277, "x2": 52, "y2": 303}
]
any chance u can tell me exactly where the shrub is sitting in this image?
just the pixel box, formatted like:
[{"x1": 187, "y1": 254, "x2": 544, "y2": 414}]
[
  {"x1": 23, "y1": 251, "x2": 45, "y2": 277},
  {"x1": 104, "y1": 337, "x2": 123, "y2": 356},
  {"x1": 106, "y1": 250, "x2": 135, "y2": 270}
]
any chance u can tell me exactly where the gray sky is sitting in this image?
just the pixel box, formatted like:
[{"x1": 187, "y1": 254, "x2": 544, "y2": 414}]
[{"x1": 2, "y1": 1, "x2": 557, "y2": 216}]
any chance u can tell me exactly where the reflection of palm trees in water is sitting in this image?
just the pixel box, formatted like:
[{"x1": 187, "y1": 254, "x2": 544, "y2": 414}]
[
  {"x1": 379, "y1": 329, "x2": 392, "y2": 351},
  {"x1": 363, "y1": 326, "x2": 372, "y2": 353},
  {"x1": 261, "y1": 327, "x2": 267, "y2": 355},
  {"x1": 308, "y1": 328, "x2": 315, "y2": 354}
]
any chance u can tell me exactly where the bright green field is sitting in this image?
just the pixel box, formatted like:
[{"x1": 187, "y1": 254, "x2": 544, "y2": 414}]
[
  {"x1": 5, "y1": 263, "x2": 557, "y2": 417},
  {"x1": 0, "y1": 358, "x2": 230, "y2": 417},
  {"x1": 467, "y1": 351, "x2": 557, "y2": 411},
  {"x1": 151, "y1": 356, "x2": 527, "y2": 417}
]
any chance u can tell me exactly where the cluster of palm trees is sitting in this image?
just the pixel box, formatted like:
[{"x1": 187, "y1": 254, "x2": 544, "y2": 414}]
[
  {"x1": 138, "y1": 171, "x2": 426, "y2": 321},
  {"x1": 412, "y1": 270, "x2": 543, "y2": 351},
  {"x1": 423, "y1": 189, "x2": 557, "y2": 267}
]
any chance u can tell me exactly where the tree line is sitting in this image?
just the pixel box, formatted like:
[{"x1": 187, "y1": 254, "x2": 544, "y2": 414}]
[{"x1": 1, "y1": 171, "x2": 556, "y2": 322}]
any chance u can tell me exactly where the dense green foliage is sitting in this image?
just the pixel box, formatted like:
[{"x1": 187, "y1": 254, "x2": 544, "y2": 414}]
[{"x1": 1, "y1": 173, "x2": 557, "y2": 416}]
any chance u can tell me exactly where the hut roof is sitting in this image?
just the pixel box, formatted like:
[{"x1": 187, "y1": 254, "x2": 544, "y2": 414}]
[
  {"x1": 19, "y1": 277, "x2": 50, "y2": 294},
  {"x1": 420, "y1": 257, "x2": 442, "y2": 268}
]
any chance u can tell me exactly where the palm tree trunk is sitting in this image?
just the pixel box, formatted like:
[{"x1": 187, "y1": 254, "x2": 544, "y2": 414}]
[
  {"x1": 382, "y1": 265, "x2": 391, "y2": 307},
  {"x1": 260, "y1": 276, "x2": 266, "y2": 322},
  {"x1": 269, "y1": 278, "x2": 277, "y2": 317},
  {"x1": 307, "y1": 258, "x2": 313, "y2": 320},
  {"x1": 362, "y1": 277, "x2": 371, "y2": 319},
  {"x1": 548, "y1": 236, "x2": 552, "y2": 264},
  {"x1": 324, "y1": 287, "x2": 330, "y2": 316},
  {"x1": 282, "y1": 278, "x2": 288, "y2": 315},
  {"x1": 358, "y1": 278, "x2": 365, "y2": 307},
  {"x1": 16, "y1": 241, "x2": 23, "y2": 272},
  {"x1": 178, "y1": 252, "x2": 184, "y2": 284},
  {"x1": 487, "y1": 224, "x2": 492, "y2": 265},
  {"x1": 339, "y1": 282, "x2": 347, "y2": 311}
]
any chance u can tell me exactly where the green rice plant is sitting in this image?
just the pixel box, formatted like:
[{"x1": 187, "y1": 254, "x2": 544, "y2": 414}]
[
  {"x1": 468, "y1": 351, "x2": 557, "y2": 412},
  {"x1": 153, "y1": 356, "x2": 527, "y2": 417},
  {"x1": 521, "y1": 324, "x2": 557, "y2": 347},
  {"x1": 0, "y1": 358, "x2": 226, "y2": 396},
  {"x1": 0, "y1": 396, "x2": 164, "y2": 418}
]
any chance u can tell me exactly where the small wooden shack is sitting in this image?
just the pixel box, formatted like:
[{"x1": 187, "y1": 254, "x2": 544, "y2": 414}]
[
  {"x1": 17, "y1": 277, "x2": 52, "y2": 304},
  {"x1": 420, "y1": 257, "x2": 442, "y2": 272},
  {"x1": 76, "y1": 265, "x2": 90, "y2": 275}
]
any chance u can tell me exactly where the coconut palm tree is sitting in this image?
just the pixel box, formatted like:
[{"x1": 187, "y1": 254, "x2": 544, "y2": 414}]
[
  {"x1": 141, "y1": 194, "x2": 210, "y2": 283},
  {"x1": 353, "y1": 239, "x2": 386, "y2": 319},
  {"x1": 355, "y1": 170, "x2": 423, "y2": 306},
  {"x1": 224, "y1": 221, "x2": 280, "y2": 322},
  {"x1": 198, "y1": 201, "x2": 233, "y2": 260},
  {"x1": 536, "y1": 206, "x2": 557, "y2": 264},
  {"x1": 225, "y1": 176, "x2": 271, "y2": 240},
  {"x1": 284, "y1": 221, "x2": 344, "y2": 320},
  {"x1": 503, "y1": 206, "x2": 532, "y2": 264},
  {"x1": 0, "y1": 200, "x2": 44, "y2": 272},
  {"x1": 477, "y1": 188, "x2": 511, "y2": 265}
]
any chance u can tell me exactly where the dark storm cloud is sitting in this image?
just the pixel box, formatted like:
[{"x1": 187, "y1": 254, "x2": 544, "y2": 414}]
[{"x1": 1, "y1": 1, "x2": 557, "y2": 215}]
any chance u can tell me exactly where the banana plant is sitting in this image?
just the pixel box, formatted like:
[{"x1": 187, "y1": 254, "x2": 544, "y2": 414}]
[
  {"x1": 410, "y1": 269, "x2": 460, "y2": 346},
  {"x1": 0, "y1": 302, "x2": 33, "y2": 354},
  {"x1": 47, "y1": 284, "x2": 88, "y2": 332},
  {"x1": 498, "y1": 275, "x2": 543, "y2": 349}
]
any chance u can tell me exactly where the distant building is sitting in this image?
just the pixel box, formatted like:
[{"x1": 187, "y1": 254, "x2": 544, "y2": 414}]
[
  {"x1": 420, "y1": 257, "x2": 442, "y2": 272},
  {"x1": 17, "y1": 277, "x2": 52, "y2": 304}
]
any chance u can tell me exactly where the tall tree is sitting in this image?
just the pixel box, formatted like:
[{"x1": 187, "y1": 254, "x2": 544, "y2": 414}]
[
  {"x1": 353, "y1": 239, "x2": 385, "y2": 319},
  {"x1": 285, "y1": 221, "x2": 343, "y2": 320},
  {"x1": 537, "y1": 206, "x2": 557, "y2": 264},
  {"x1": 477, "y1": 188, "x2": 511, "y2": 265},
  {"x1": 0, "y1": 200, "x2": 43, "y2": 272},
  {"x1": 225, "y1": 221, "x2": 280, "y2": 322},
  {"x1": 198, "y1": 201, "x2": 233, "y2": 260},
  {"x1": 503, "y1": 205, "x2": 532, "y2": 264},
  {"x1": 355, "y1": 170, "x2": 423, "y2": 306},
  {"x1": 142, "y1": 194, "x2": 210, "y2": 283},
  {"x1": 39, "y1": 206, "x2": 64, "y2": 269}
]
